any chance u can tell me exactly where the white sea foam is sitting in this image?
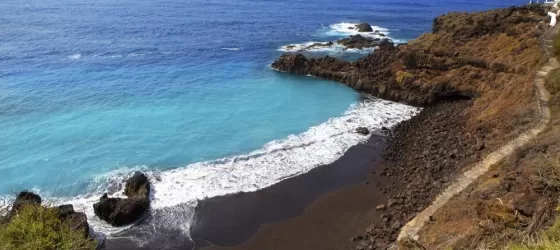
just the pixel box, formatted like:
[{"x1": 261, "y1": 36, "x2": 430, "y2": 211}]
[
  {"x1": 279, "y1": 23, "x2": 393, "y2": 53},
  {"x1": 325, "y1": 22, "x2": 390, "y2": 38},
  {"x1": 221, "y1": 47, "x2": 241, "y2": 51},
  {"x1": 149, "y1": 97, "x2": 419, "y2": 209},
  {"x1": 68, "y1": 53, "x2": 82, "y2": 60},
  {"x1": 278, "y1": 41, "x2": 344, "y2": 53},
  {"x1": 0, "y1": 97, "x2": 420, "y2": 243},
  {"x1": 278, "y1": 41, "x2": 378, "y2": 54}
]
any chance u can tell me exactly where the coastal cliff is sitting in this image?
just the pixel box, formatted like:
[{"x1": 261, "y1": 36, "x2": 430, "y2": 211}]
[
  {"x1": 273, "y1": 6, "x2": 544, "y2": 106},
  {"x1": 272, "y1": 5, "x2": 551, "y2": 250}
]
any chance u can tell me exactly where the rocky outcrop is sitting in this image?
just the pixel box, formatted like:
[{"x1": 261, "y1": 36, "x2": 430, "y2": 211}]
[
  {"x1": 355, "y1": 127, "x2": 370, "y2": 135},
  {"x1": 10, "y1": 190, "x2": 42, "y2": 217},
  {"x1": 6, "y1": 192, "x2": 90, "y2": 239},
  {"x1": 93, "y1": 172, "x2": 151, "y2": 227},
  {"x1": 125, "y1": 171, "x2": 151, "y2": 199},
  {"x1": 272, "y1": 5, "x2": 547, "y2": 106},
  {"x1": 356, "y1": 23, "x2": 373, "y2": 32},
  {"x1": 56, "y1": 204, "x2": 90, "y2": 238},
  {"x1": 337, "y1": 35, "x2": 388, "y2": 49}
]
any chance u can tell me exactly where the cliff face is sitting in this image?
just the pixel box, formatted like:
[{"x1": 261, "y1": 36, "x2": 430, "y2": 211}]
[
  {"x1": 272, "y1": 5, "x2": 546, "y2": 108},
  {"x1": 272, "y1": 5, "x2": 551, "y2": 249}
]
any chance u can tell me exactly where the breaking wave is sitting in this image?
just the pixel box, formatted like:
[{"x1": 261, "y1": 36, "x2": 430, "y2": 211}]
[{"x1": 0, "y1": 96, "x2": 420, "y2": 245}]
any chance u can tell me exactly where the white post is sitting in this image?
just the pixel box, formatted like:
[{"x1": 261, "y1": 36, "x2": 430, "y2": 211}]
[{"x1": 549, "y1": 11, "x2": 559, "y2": 26}]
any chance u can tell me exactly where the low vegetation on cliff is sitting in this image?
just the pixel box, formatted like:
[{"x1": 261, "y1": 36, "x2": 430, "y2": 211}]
[
  {"x1": 0, "y1": 204, "x2": 96, "y2": 250},
  {"x1": 414, "y1": 23, "x2": 560, "y2": 249}
]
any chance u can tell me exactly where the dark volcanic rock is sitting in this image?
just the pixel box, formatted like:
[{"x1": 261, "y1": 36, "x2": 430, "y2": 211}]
[
  {"x1": 8, "y1": 192, "x2": 91, "y2": 239},
  {"x1": 10, "y1": 191, "x2": 42, "y2": 216},
  {"x1": 271, "y1": 6, "x2": 546, "y2": 106},
  {"x1": 337, "y1": 35, "x2": 382, "y2": 49},
  {"x1": 356, "y1": 23, "x2": 373, "y2": 32},
  {"x1": 93, "y1": 172, "x2": 151, "y2": 226},
  {"x1": 93, "y1": 194, "x2": 149, "y2": 227},
  {"x1": 125, "y1": 172, "x2": 150, "y2": 199},
  {"x1": 355, "y1": 127, "x2": 370, "y2": 135},
  {"x1": 57, "y1": 204, "x2": 90, "y2": 238}
]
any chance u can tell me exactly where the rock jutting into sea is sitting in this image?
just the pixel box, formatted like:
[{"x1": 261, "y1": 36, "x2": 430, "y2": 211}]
[
  {"x1": 93, "y1": 172, "x2": 151, "y2": 227},
  {"x1": 280, "y1": 34, "x2": 391, "y2": 52},
  {"x1": 272, "y1": 6, "x2": 547, "y2": 106},
  {"x1": 355, "y1": 23, "x2": 374, "y2": 32},
  {"x1": 337, "y1": 35, "x2": 389, "y2": 49}
]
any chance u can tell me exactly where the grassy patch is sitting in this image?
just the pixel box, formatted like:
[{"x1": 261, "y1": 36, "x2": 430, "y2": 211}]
[
  {"x1": 510, "y1": 218, "x2": 560, "y2": 250},
  {"x1": 396, "y1": 71, "x2": 414, "y2": 84},
  {"x1": 0, "y1": 205, "x2": 96, "y2": 250}
]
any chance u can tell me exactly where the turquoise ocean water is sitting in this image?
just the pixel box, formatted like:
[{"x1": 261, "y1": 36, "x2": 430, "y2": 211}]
[{"x1": 0, "y1": 0, "x2": 525, "y2": 242}]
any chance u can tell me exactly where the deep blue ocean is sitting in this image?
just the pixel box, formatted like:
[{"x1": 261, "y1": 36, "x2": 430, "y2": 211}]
[{"x1": 1, "y1": 0, "x2": 525, "y2": 238}]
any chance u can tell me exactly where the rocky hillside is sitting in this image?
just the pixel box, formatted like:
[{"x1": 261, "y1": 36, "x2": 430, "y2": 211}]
[
  {"x1": 272, "y1": 5, "x2": 550, "y2": 250},
  {"x1": 273, "y1": 6, "x2": 545, "y2": 129}
]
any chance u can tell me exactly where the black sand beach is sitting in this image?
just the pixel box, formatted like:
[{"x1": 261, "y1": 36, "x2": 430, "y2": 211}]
[
  {"x1": 191, "y1": 133, "x2": 391, "y2": 250},
  {"x1": 103, "y1": 132, "x2": 391, "y2": 250}
]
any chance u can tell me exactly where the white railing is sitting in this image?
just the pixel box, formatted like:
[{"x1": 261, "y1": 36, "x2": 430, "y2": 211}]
[{"x1": 530, "y1": 0, "x2": 559, "y2": 5}]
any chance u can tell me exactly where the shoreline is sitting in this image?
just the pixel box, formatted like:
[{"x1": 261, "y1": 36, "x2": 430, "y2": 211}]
[
  {"x1": 190, "y1": 133, "x2": 391, "y2": 249},
  {"x1": 196, "y1": 100, "x2": 483, "y2": 250}
]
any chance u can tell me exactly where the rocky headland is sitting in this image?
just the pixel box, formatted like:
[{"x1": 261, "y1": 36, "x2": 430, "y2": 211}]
[{"x1": 272, "y1": 5, "x2": 549, "y2": 249}]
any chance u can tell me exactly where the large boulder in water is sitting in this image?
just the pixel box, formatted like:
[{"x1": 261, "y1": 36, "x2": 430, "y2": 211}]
[
  {"x1": 125, "y1": 172, "x2": 150, "y2": 200},
  {"x1": 93, "y1": 194, "x2": 149, "y2": 227},
  {"x1": 356, "y1": 23, "x2": 373, "y2": 32},
  {"x1": 93, "y1": 172, "x2": 151, "y2": 227},
  {"x1": 355, "y1": 127, "x2": 370, "y2": 135}
]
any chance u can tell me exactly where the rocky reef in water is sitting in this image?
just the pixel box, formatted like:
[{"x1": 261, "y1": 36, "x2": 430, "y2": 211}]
[
  {"x1": 281, "y1": 22, "x2": 390, "y2": 52},
  {"x1": 273, "y1": 6, "x2": 546, "y2": 106},
  {"x1": 283, "y1": 35, "x2": 391, "y2": 52},
  {"x1": 273, "y1": 5, "x2": 549, "y2": 250}
]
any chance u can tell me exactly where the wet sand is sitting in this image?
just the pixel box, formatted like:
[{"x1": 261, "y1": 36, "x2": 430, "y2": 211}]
[{"x1": 191, "y1": 134, "x2": 391, "y2": 250}]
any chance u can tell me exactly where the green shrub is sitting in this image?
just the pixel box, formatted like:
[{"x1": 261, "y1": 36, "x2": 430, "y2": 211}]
[{"x1": 0, "y1": 205, "x2": 96, "y2": 250}]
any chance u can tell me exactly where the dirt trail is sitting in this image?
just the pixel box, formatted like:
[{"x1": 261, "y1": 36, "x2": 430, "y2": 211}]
[{"x1": 396, "y1": 24, "x2": 559, "y2": 242}]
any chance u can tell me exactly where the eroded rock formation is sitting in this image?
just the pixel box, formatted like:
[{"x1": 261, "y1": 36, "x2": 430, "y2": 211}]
[{"x1": 93, "y1": 172, "x2": 151, "y2": 227}]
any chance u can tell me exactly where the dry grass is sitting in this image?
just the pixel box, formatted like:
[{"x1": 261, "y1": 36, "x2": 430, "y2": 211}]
[
  {"x1": 509, "y1": 207, "x2": 560, "y2": 250},
  {"x1": 396, "y1": 71, "x2": 414, "y2": 84},
  {"x1": 417, "y1": 72, "x2": 560, "y2": 249}
]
